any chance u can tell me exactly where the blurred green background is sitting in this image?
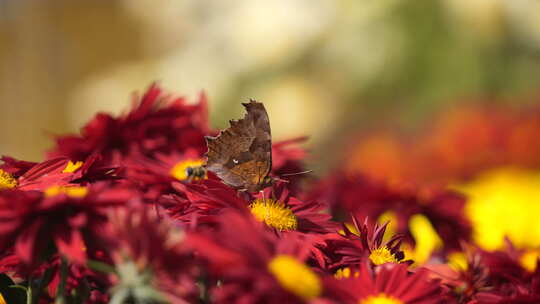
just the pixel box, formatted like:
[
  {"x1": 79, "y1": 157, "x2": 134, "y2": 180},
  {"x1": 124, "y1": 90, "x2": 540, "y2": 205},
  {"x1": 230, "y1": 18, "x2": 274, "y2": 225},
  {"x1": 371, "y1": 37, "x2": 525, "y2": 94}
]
[{"x1": 1, "y1": 0, "x2": 540, "y2": 169}]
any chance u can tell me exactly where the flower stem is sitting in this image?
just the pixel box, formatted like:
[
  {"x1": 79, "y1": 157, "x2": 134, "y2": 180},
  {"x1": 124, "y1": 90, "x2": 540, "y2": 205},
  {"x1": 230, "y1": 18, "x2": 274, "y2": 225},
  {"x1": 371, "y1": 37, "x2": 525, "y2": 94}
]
[
  {"x1": 55, "y1": 257, "x2": 69, "y2": 304},
  {"x1": 28, "y1": 266, "x2": 54, "y2": 304}
]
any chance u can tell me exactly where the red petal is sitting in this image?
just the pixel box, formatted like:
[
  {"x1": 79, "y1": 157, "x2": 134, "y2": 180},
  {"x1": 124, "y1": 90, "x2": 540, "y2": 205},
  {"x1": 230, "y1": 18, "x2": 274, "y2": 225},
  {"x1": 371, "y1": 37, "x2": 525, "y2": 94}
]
[
  {"x1": 19, "y1": 158, "x2": 69, "y2": 182},
  {"x1": 55, "y1": 229, "x2": 87, "y2": 264},
  {"x1": 15, "y1": 220, "x2": 43, "y2": 264}
]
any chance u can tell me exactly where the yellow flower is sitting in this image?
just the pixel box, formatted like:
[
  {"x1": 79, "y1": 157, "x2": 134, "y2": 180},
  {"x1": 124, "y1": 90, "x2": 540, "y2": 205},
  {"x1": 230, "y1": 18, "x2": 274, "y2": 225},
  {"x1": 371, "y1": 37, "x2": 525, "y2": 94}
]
[
  {"x1": 268, "y1": 255, "x2": 321, "y2": 300},
  {"x1": 457, "y1": 167, "x2": 540, "y2": 251},
  {"x1": 407, "y1": 214, "x2": 443, "y2": 265}
]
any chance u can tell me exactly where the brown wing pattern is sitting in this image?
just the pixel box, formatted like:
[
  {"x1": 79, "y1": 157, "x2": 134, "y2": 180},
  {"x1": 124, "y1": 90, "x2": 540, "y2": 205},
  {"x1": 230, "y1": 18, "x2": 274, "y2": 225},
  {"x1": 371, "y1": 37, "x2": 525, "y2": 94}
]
[{"x1": 205, "y1": 99, "x2": 272, "y2": 191}]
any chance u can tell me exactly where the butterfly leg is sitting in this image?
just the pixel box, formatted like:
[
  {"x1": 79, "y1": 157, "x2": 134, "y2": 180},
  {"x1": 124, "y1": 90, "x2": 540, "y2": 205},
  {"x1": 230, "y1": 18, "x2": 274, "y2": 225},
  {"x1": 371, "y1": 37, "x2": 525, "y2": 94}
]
[
  {"x1": 270, "y1": 187, "x2": 277, "y2": 201},
  {"x1": 237, "y1": 188, "x2": 249, "y2": 201}
]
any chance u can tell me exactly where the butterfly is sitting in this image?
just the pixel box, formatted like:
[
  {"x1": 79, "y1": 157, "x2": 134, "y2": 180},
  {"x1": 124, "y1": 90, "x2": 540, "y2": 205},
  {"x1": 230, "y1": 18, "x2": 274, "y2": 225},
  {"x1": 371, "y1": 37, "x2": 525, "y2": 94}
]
[{"x1": 205, "y1": 99, "x2": 274, "y2": 193}]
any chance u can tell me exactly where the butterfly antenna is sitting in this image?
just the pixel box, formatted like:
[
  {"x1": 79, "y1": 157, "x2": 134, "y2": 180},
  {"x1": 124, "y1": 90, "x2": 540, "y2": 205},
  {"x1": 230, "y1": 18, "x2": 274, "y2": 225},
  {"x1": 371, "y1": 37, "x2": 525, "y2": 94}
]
[
  {"x1": 274, "y1": 178, "x2": 290, "y2": 183},
  {"x1": 280, "y1": 170, "x2": 313, "y2": 177}
]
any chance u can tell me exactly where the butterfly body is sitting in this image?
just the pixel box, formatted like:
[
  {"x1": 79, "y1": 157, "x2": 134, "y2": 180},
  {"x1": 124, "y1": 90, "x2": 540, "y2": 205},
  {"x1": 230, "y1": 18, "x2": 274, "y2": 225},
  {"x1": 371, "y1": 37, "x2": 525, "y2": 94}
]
[{"x1": 205, "y1": 100, "x2": 274, "y2": 192}]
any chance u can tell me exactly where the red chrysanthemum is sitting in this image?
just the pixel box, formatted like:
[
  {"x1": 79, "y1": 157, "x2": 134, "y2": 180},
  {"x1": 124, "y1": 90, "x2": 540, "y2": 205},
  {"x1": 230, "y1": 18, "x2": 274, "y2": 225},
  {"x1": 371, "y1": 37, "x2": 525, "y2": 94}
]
[
  {"x1": 48, "y1": 84, "x2": 210, "y2": 166},
  {"x1": 0, "y1": 182, "x2": 134, "y2": 266},
  {"x1": 325, "y1": 262, "x2": 443, "y2": 304},
  {"x1": 168, "y1": 179, "x2": 338, "y2": 237},
  {"x1": 105, "y1": 205, "x2": 199, "y2": 303},
  {"x1": 121, "y1": 148, "x2": 210, "y2": 201},
  {"x1": 186, "y1": 210, "x2": 333, "y2": 303},
  {"x1": 429, "y1": 243, "x2": 540, "y2": 303},
  {"x1": 473, "y1": 245, "x2": 540, "y2": 303},
  {"x1": 0, "y1": 154, "x2": 118, "y2": 192},
  {"x1": 0, "y1": 252, "x2": 111, "y2": 303},
  {"x1": 252, "y1": 183, "x2": 339, "y2": 234},
  {"x1": 309, "y1": 171, "x2": 471, "y2": 252},
  {"x1": 327, "y1": 217, "x2": 408, "y2": 272}
]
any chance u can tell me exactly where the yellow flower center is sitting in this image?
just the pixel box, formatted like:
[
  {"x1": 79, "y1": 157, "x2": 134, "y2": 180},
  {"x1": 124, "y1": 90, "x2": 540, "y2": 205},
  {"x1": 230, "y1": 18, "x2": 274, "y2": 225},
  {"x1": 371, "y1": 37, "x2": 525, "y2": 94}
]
[
  {"x1": 520, "y1": 250, "x2": 540, "y2": 272},
  {"x1": 170, "y1": 159, "x2": 206, "y2": 181},
  {"x1": 456, "y1": 168, "x2": 540, "y2": 251},
  {"x1": 334, "y1": 267, "x2": 359, "y2": 279},
  {"x1": 249, "y1": 199, "x2": 298, "y2": 231},
  {"x1": 268, "y1": 255, "x2": 322, "y2": 300},
  {"x1": 369, "y1": 247, "x2": 399, "y2": 265},
  {"x1": 45, "y1": 185, "x2": 88, "y2": 198},
  {"x1": 360, "y1": 294, "x2": 403, "y2": 304},
  {"x1": 448, "y1": 251, "x2": 468, "y2": 271},
  {"x1": 0, "y1": 169, "x2": 17, "y2": 190},
  {"x1": 0, "y1": 292, "x2": 6, "y2": 304},
  {"x1": 62, "y1": 160, "x2": 84, "y2": 173}
]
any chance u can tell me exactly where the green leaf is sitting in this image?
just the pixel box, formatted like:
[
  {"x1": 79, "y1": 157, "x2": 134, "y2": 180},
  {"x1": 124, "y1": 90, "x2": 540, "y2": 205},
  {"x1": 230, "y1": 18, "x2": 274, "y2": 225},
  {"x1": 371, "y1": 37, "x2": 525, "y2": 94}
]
[
  {"x1": 87, "y1": 259, "x2": 116, "y2": 274},
  {"x1": 0, "y1": 273, "x2": 27, "y2": 304}
]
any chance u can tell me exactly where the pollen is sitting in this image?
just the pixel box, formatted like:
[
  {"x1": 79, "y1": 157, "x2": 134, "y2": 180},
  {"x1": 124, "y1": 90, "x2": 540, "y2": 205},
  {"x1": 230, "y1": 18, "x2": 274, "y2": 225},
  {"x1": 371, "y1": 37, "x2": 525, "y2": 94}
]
[
  {"x1": 170, "y1": 159, "x2": 206, "y2": 181},
  {"x1": 62, "y1": 160, "x2": 84, "y2": 173},
  {"x1": 334, "y1": 267, "x2": 359, "y2": 279},
  {"x1": 249, "y1": 198, "x2": 298, "y2": 231},
  {"x1": 0, "y1": 169, "x2": 17, "y2": 190},
  {"x1": 360, "y1": 294, "x2": 403, "y2": 304},
  {"x1": 45, "y1": 185, "x2": 88, "y2": 198},
  {"x1": 268, "y1": 255, "x2": 322, "y2": 300},
  {"x1": 448, "y1": 251, "x2": 468, "y2": 271},
  {"x1": 369, "y1": 247, "x2": 399, "y2": 265}
]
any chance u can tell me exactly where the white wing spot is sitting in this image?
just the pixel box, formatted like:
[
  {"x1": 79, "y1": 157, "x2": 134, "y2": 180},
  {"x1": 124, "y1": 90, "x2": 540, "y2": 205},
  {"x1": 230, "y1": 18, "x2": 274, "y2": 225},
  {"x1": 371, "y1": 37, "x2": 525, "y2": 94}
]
[{"x1": 233, "y1": 159, "x2": 239, "y2": 164}]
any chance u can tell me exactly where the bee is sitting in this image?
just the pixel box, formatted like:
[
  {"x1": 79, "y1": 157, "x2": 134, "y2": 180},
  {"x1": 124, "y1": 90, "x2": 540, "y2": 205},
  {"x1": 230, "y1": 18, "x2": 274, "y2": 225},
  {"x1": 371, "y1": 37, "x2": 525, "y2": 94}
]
[{"x1": 186, "y1": 165, "x2": 207, "y2": 182}]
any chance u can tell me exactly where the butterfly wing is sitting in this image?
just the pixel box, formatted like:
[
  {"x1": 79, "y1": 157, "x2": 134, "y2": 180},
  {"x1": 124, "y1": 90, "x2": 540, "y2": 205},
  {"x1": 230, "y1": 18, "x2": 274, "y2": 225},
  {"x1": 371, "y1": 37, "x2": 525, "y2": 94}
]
[{"x1": 205, "y1": 99, "x2": 272, "y2": 191}]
